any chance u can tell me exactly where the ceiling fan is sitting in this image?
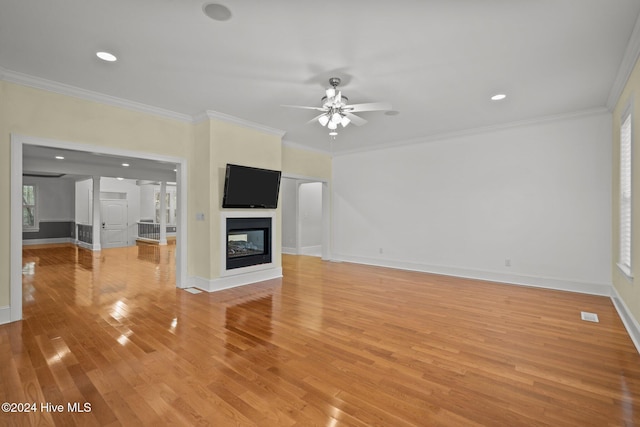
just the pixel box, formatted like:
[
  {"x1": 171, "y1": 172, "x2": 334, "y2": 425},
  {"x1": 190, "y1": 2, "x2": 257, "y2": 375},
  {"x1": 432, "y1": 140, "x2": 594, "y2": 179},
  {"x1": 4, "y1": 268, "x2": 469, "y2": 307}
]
[{"x1": 283, "y1": 77, "x2": 392, "y2": 139}]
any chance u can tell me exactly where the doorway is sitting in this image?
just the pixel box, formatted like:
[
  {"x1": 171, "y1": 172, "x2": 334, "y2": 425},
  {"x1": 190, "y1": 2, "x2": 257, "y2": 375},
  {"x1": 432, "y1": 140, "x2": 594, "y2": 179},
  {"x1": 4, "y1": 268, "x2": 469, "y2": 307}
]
[
  {"x1": 10, "y1": 134, "x2": 188, "y2": 323},
  {"x1": 281, "y1": 177, "x2": 330, "y2": 259},
  {"x1": 100, "y1": 198, "x2": 128, "y2": 249}
]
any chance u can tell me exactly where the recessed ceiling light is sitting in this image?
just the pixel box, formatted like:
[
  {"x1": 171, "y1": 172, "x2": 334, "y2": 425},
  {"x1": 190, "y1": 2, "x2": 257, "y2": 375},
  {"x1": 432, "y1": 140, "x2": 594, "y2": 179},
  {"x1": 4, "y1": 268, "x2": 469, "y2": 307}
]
[
  {"x1": 55, "y1": 156, "x2": 65, "y2": 160},
  {"x1": 116, "y1": 177, "x2": 124, "y2": 181},
  {"x1": 173, "y1": 169, "x2": 177, "y2": 172},
  {"x1": 203, "y1": 3, "x2": 232, "y2": 21},
  {"x1": 96, "y1": 51, "x2": 117, "y2": 62},
  {"x1": 122, "y1": 163, "x2": 130, "y2": 167},
  {"x1": 491, "y1": 94, "x2": 507, "y2": 101}
]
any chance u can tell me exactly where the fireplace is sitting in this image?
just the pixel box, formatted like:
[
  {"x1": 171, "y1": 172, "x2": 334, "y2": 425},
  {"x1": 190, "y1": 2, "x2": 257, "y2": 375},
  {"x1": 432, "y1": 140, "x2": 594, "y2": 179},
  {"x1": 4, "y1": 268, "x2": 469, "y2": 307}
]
[{"x1": 226, "y1": 217, "x2": 272, "y2": 270}]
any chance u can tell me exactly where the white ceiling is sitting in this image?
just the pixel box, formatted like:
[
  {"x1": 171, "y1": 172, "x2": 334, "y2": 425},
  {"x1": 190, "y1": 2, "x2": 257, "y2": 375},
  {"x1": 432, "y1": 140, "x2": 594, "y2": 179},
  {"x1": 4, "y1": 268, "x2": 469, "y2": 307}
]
[{"x1": 2, "y1": 0, "x2": 640, "y2": 155}]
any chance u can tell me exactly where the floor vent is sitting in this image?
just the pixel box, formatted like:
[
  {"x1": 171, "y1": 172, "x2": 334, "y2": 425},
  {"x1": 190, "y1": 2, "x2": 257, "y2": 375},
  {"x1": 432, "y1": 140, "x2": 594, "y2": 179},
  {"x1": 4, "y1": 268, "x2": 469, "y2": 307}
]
[
  {"x1": 581, "y1": 311, "x2": 599, "y2": 323},
  {"x1": 184, "y1": 288, "x2": 203, "y2": 294}
]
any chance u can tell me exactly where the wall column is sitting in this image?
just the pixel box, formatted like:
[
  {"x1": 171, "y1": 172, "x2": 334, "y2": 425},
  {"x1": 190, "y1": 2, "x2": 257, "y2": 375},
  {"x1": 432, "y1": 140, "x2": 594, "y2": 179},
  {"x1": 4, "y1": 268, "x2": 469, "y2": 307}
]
[
  {"x1": 159, "y1": 181, "x2": 167, "y2": 245},
  {"x1": 91, "y1": 176, "x2": 101, "y2": 251}
]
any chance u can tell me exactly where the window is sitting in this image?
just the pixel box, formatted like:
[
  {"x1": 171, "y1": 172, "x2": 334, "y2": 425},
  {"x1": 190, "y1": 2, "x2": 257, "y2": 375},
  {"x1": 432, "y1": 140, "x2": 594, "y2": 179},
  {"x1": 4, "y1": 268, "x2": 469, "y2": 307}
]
[
  {"x1": 22, "y1": 184, "x2": 38, "y2": 231},
  {"x1": 154, "y1": 188, "x2": 177, "y2": 225},
  {"x1": 619, "y1": 110, "x2": 632, "y2": 278}
]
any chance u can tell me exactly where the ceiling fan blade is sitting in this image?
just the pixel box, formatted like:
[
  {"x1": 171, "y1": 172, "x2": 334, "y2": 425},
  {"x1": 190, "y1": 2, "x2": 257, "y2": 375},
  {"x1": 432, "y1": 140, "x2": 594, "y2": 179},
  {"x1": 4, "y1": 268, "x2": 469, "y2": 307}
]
[
  {"x1": 344, "y1": 112, "x2": 368, "y2": 126},
  {"x1": 345, "y1": 102, "x2": 392, "y2": 112},
  {"x1": 306, "y1": 113, "x2": 327, "y2": 125},
  {"x1": 281, "y1": 104, "x2": 326, "y2": 111}
]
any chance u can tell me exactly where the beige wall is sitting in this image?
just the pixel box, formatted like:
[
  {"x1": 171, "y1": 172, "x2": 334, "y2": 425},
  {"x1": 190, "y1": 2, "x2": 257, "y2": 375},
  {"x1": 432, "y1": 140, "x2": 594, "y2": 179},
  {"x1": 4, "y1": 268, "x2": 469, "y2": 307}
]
[
  {"x1": 613, "y1": 57, "x2": 640, "y2": 322},
  {"x1": 209, "y1": 119, "x2": 283, "y2": 278},
  {"x1": 188, "y1": 119, "x2": 214, "y2": 279},
  {"x1": 282, "y1": 144, "x2": 331, "y2": 181},
  {"x1": 2, "y1": 82, "x2": 191, "y2": 157},
  {"x1": 0, "y1": 81, "x2": 194, "y2": 308},
  {"x1": 0, "y1": 82, "x2": 10, "y2": 307},
  {"x1": 0, "y1": 81, "x2": 331, "y2": 310}
]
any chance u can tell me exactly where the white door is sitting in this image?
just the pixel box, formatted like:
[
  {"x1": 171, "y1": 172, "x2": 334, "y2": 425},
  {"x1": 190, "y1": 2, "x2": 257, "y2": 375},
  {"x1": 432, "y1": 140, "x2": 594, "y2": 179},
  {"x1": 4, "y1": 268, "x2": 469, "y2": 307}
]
[{"x1": 100, "y1": 200, "x2": 128, "y2": 248}]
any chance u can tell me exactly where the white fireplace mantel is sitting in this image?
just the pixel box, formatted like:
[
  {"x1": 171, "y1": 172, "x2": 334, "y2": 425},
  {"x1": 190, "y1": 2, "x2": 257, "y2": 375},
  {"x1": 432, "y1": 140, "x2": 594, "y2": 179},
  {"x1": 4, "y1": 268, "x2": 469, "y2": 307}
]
[{"x1": 203, "y1": 210, "x2": 282, "y2": 292}]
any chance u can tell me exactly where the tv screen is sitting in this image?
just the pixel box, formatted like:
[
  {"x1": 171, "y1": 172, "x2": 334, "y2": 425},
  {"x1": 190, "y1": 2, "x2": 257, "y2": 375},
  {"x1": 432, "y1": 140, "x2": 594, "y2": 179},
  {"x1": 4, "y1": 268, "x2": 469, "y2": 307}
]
[{"x1": 222, "y1": 164, "x2": 282, "y2": 209}]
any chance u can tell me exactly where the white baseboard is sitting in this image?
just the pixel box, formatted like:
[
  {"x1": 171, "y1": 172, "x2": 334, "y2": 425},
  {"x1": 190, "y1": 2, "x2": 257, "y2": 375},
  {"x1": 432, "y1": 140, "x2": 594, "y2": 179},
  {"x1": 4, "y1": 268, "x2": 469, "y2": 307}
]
[
  {"x1": 75, "y1": 240, "x2": 93, "y2": 250},
  {"x1": 23, "y1": 237, "x2": 73, "y2": 246},
  {"x1": 187, "y1": 276, "x2": 212, "y2": 292},
  {"x1": 301, "y1": 245, "x2": 322, "y2": 257},
  {"x1": 610, "y1": 287, "x2": 640, "y2": 354},
  {"x1": 331, "y1": 253, "x2": 612, "y2": 296},
  {"x1": 74, "y1": 240, "x2": 101, "y2": 251},
  {"x1": 188, "y1": 267, "x2": 283, "y2": 293},
  {"x1": 282, "y1": 246, "x2": 323, "y2": 256},
  {"x1": 0, "y1": 306, "x2": 11, "y2": 325}
]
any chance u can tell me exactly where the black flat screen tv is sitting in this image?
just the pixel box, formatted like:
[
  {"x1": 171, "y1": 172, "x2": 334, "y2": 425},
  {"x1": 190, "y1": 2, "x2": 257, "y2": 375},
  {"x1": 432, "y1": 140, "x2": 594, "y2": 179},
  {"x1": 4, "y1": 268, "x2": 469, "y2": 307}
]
[{"x1": 222, "y1": 164, "x2": 282, "y2": 209}]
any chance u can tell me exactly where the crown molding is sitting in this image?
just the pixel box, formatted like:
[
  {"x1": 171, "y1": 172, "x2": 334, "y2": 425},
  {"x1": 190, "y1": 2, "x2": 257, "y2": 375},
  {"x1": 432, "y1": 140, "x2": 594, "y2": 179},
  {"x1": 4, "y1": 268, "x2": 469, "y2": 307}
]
[
  {"x1": 195, "y1": 110, "x2": 286, "y2": 138},
  {"x1": 0, "y1": 67, "x2": 193, "y2": 122},
  {"x1": 333, "y1": 107, "x2": 610, "y2": 157},
  {"x1": 0, "y1": 67, "x2": 289, "y2": 137},
  {"x1": 607, "y1": 12, "x2": 640, "y2": 109}
]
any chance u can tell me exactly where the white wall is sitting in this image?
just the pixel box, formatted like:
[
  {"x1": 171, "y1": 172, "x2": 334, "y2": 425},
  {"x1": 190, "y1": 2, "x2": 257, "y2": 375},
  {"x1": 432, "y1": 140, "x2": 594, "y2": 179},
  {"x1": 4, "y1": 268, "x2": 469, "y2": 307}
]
[
  {"x1": 299, "y1": 182, "x2": 322, "y2": 256},
  {"x1": 75, "y1": 178, "x2": 92, "y2": 224},
  {"x1": 139, "y1": 184, "x2": 156, "y2": 221},
  {"x1": 24, "y1": 176, "x2": 75, "y2": 222},
  {"x1": 332, "y1": 112, "x2": 612, "y2": 294},
  {"x1": 140, "y1": 184, "x2": 177, "y2": 225}
]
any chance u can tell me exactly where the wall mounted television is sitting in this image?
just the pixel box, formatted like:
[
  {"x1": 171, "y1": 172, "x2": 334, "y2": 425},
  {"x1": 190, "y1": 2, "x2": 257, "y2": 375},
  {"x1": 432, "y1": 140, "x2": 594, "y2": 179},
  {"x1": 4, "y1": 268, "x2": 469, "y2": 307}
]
[{"x1": 222, "y1": 164, "x2": 282, "y2": 209}]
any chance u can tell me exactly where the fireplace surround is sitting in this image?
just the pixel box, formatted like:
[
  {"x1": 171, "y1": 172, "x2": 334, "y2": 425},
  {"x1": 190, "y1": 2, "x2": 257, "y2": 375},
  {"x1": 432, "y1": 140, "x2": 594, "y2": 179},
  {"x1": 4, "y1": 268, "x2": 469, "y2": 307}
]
[{"x1": 210, "y1": 211, "x2": 280, "y2": 292}]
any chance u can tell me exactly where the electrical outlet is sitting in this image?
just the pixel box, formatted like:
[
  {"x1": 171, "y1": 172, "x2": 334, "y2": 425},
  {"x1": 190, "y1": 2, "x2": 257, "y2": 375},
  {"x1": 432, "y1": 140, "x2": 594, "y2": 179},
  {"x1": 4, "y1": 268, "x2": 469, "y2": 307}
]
[
  {"x1": 505, "y1": 258, "x2": 511, "y2": 267},
  {"x1": 379, "y1": 248, "x2": 383, "y2": 254}
]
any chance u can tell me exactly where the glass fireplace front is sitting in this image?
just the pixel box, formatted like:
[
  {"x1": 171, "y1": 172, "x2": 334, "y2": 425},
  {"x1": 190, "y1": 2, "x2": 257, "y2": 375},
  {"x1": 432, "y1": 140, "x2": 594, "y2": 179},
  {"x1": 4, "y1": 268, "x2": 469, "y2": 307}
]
[
  {"x1": 226, "y1": 217, "x2": 272, "y2": 270},
  {"x1": 228, "y1": 230, "x2": 265, "y2": 259}
]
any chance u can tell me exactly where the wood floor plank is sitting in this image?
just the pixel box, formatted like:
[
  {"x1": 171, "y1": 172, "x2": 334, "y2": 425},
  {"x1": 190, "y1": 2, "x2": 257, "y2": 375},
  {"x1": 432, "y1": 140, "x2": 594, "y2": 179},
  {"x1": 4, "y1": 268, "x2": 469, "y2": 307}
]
[{"x1": 1, "y1": 245, "x2": 639, "y2": 425}]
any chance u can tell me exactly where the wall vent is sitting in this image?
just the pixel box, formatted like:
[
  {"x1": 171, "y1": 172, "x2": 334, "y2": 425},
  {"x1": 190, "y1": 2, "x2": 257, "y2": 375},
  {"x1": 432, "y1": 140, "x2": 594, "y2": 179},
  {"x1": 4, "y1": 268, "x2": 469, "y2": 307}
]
[
  {"x1": 581, "y1": 311, "x2": 599, "y2": 323},
  {"x1": 184, "y1": 288, "x2": 203, "y2": 294}
]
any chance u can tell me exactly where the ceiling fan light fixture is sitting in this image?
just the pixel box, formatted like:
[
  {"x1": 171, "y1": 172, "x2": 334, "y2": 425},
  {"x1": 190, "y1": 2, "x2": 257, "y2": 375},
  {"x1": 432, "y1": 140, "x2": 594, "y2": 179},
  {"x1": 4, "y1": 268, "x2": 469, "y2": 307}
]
[
  {"x1": 282, "y1": 76, "x2": 389, "y2": 141},
  {"x1": 318, "y1": 115, "x2": 330, "y2": 126}
]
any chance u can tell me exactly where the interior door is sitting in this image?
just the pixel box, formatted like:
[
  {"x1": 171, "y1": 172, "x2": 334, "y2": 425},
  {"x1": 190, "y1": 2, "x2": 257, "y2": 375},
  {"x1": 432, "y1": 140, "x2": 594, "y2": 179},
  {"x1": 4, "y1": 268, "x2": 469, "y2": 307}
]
[{"x1": 100, "y1": 200, "x2": 128, "y2": 248}]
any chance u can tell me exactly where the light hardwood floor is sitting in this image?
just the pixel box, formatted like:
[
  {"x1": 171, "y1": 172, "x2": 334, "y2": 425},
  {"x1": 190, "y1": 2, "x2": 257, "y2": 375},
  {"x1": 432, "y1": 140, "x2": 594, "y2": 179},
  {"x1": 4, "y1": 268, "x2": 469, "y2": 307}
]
[{"x1": 1, "y1": 244, "x2": 639, "y2": 426}]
